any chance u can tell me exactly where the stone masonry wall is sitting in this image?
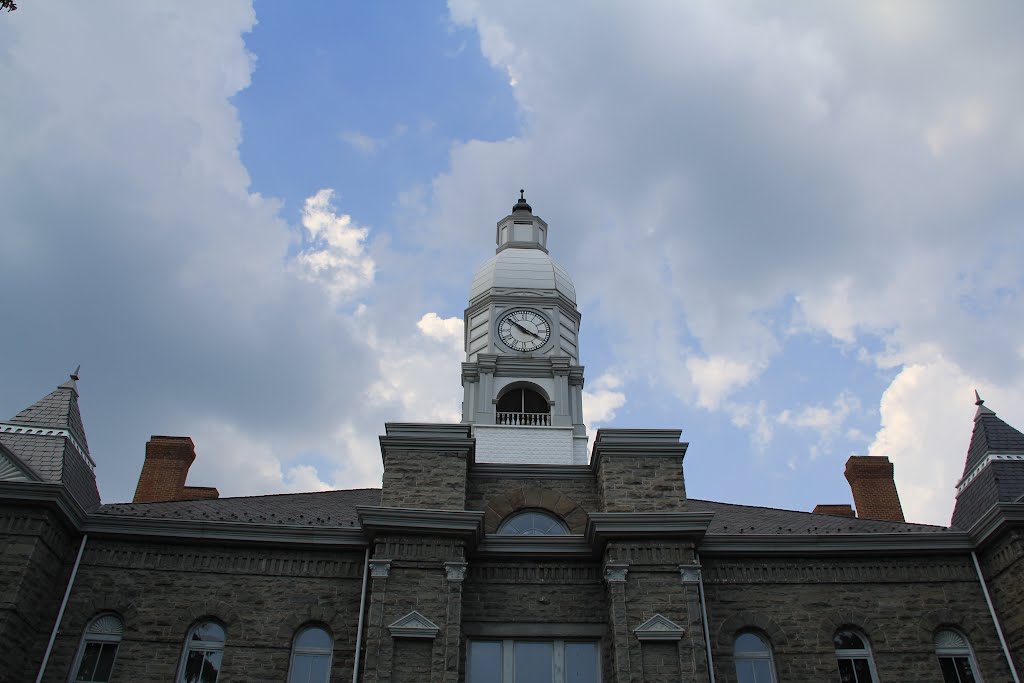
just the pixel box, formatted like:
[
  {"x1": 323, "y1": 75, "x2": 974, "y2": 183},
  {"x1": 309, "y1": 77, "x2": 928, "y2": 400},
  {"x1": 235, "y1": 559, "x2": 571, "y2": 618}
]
[
  {"x1": 980, "y1": 527, "x2": 1024, "y2": 673},
  {"x1": 597, "y1": 455, "x2": 686, "y2": 512},
  {"x1": 380, "y1": 450, "x2": 468, "y2": 510},
  {"x1": 604, "y1": 541, "x2": 708, "y2": 683},
  {"x1": 466, "y1": 475, "x2": 598, "y2": 533},
  {"x1": 702, "y1": 554, "x2": 1014, "y2": 683},
  {"x1": 0, "y1": 505, "x2": 77, "y2": 683},
  {"x1": 362, "y1": 535, "x2": 466, "y2": 683},
  {"x1": 42, "y1": 537, "x2": 366, "y2": 683}
]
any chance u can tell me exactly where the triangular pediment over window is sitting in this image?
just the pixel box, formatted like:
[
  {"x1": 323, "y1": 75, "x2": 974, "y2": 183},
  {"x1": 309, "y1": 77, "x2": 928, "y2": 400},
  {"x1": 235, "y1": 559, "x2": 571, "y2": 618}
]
[
  {"x1": 633, "y1": 614, "x2": 685, "y2": 641},
  {"x1": 388, "y1": 611, "x2": 440, "y2": 639}
]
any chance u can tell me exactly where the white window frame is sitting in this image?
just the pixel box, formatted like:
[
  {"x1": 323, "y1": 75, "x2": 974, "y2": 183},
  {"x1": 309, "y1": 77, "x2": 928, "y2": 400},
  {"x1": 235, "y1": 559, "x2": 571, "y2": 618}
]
[
  {"x1": 68, "y1": 614, "x2": 123, "y2": 683},
  {"x1": 935, "y1": 629, "x2": 984, "y2": 683},
  {"x1": 733, "y1": 631, "x2": 777, "y2": 683},
  {"x1": 833, "y1": 629, "x2": 879, "y2": 683},
  {"x1": 177, "y1": 620, "x2": 226, "y2": 683},
  {"x1": 467, "y1": 639, "x2": 601, "y2": 683},
  {"x1": 287, "y1": 625, "x2": 333, "y2": 683}
]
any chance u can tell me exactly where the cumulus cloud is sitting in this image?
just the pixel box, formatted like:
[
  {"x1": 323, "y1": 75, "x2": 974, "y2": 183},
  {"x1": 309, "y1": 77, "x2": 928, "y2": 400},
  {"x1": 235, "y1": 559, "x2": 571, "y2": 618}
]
[
  {"x1": 294, "y1": 188, "x2": 375, "y2": 302},
  {"x1": 777, "y1": 391, "x2": 861, "y2": 456}
]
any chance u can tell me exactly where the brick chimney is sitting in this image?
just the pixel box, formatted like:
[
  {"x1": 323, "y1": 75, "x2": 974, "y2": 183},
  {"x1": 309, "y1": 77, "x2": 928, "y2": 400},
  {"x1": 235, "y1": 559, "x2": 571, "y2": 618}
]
[
  {"x1": 844, "y1": 455, "x2": 905, "y2": 522},
  {"x1": 132, "y1": 436, "x2": 219, "y2": 503},
  {"x1": 812, "y1": 504, "x2": 856, "y2": 518}
]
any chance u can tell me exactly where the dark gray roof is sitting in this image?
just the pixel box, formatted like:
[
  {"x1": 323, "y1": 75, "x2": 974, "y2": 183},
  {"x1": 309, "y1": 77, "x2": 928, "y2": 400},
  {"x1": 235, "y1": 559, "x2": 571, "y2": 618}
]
[
  {"x1": 687, "y1": 499, "x2": 954, "y2": 535},
  {"x1": 963, "y1": 407, "x2": 1024, "y2": 478},
  {"x1": 9, "y1": 384, "x2": 90, "y2": 455},
  {"x1": 95, "y1": 488, "x2": 951, "y2": 537},
  {"x1": 2, "y1": 380, "x2": 100, "y2": 509},
  {"x1": 97, "y1": 488, "x2": 382, "y2": 526}
]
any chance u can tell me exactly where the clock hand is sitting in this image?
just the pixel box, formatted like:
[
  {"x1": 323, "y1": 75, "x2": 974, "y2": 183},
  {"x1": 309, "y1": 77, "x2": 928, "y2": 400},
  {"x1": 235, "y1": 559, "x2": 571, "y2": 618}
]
[{"x1": 512, "y1": 321, "x2": 541, "y2": 339}]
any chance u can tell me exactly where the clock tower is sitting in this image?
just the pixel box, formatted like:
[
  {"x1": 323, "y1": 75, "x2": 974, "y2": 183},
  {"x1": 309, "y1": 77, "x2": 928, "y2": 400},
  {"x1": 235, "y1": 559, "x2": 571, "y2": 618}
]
[{"x1": 461, "y1": 192, "x2": 588, "y2": 464}]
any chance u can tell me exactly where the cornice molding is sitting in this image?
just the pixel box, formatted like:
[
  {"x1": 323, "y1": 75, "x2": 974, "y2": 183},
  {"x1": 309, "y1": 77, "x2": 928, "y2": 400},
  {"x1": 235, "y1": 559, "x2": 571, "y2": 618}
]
[
  {"x1": 698, "y1": 531, "x2": 974, "y2": 555},
  {"x1": 83, "y1": 514, "x2": 369, "y2": 547},
  {"x1": 585, "y1": 512, "x2": 713, "y2": 546},
  {"x1": 356, "y1": 506, "x2": 485, "y2": 543},
  {"x1": 473, "y1": 535, "x2": 594, "y2": 558},
  {"x1": 966, "y1": 502, "x2": 1024, "y2": 549},
  {"x1": 469, "y1": 463, "x2": 595, "y2": 480},
  {"x1": 0, "y1": 481, "x2": 87, "y2": 527},
  {"x1": 957, "y1": 453, "x2": 1024, "y2": 492}
]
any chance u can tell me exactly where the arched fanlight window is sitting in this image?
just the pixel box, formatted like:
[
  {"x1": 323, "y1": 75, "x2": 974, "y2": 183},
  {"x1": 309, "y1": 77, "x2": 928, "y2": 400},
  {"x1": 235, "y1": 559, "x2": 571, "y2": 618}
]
[
  {"x1": 833, "y1": 629, "x2": 878, "y2": 683},
  {"x1": 497, "y1": 510, "x2": 569, "y2": 536},
  {"x1": 288, "y1": 625, "x2": 333, "y2": 683},
  {"x1": 935, "y1": 629, "x2": 982, "y2": 683},
  {"x1": 71, "y1": 614, "x2": 122, "y2": 682},
  {"x1": 179, "y1": 620, "x2": 226, "y2": 683},
  {"x1": 734, "y1": 631, "x2": 777, "y2": 683}
]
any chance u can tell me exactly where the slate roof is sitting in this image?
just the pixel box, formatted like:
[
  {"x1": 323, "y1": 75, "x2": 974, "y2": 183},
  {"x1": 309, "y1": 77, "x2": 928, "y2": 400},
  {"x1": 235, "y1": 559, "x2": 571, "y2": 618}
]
[
  {"x1": 94, "y1": 488, "x2": 952, "y2": 537},
  {"x1": 2, "y1": 379, "x2": 101, "y2": 510},
  {"x1": 962, "y1": 405, "x2": 1024, "y2": 479},
  {"x1": 9, "y1": 383, "x2": 90, "y2": 455},
  {"x1": 96, "y1": 488, "x2": 382, "y2": 526},
  {"x1": 686, "y1": 499, "x2": 953, "y2": 536}
]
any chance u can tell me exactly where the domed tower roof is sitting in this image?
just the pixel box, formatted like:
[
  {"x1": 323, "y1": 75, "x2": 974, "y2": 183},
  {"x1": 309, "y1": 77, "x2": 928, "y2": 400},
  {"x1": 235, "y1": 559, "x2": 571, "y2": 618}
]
[
  {"x1": 469, "y1": 248, "x2": 576, "y2": 303},
  {"x1": 468, "y1": 190, "x2": 576, "y2": 304}
]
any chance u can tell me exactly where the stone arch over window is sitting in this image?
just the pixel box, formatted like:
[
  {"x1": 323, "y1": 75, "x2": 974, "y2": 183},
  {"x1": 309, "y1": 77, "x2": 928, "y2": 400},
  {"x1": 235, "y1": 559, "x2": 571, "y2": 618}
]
[
  {"x1": 496, "y1": 382, "x2": 551, "y2": 422},
  {"x1": 933, "y1": 627, "x2": 983, "y2": 683},
  {"x1": 816, "y1": 611, "x2": 888, "y2": 651},
  {"x1": 277, "y1": 605, "x2": 349, "y2": 644},
  {"x1": 169, "y1": 601, "x2": 243, "y2": 640},
  {"x1": 483, "y1": 485, "x2": 587, "y2": 533},
  {"x1": 916, "y1": 609, "x2": 983, "y2": 648},
  {"x1": 716, "y1": 612, "x2": 789, "y2": 653}
]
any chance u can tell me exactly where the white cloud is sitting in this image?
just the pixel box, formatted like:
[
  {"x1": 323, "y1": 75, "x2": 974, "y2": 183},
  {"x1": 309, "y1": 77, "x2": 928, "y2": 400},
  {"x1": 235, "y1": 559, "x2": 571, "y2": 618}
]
[
  {"x1": 583, "y1": 372, "x2": 627, "y2": 453},
  {"x1": 777, "y1": 391, "x2": 861, "y2": 452},
  {"x1": 294, "y1": 188, "x2": 375, "y2": 302},
  {"x1": 687, "y1": 356, "x2": 760, "y2": 410}
]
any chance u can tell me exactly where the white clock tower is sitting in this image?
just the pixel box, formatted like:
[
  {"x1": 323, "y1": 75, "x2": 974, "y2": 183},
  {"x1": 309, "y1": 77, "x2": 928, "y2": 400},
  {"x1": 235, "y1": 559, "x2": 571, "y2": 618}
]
[{"x1": 461, "y1": 192, "x2": 588, "y2": 464}]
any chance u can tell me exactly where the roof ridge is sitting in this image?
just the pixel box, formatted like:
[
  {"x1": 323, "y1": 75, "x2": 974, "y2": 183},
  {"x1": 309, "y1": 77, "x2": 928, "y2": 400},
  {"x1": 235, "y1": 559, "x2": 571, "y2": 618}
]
[
  {"x1": 687, "y1": 498, "x2": 950, "y2": 530},
  {"x1": 102, "y1": 487, "x2": 383, "y2": 507}
]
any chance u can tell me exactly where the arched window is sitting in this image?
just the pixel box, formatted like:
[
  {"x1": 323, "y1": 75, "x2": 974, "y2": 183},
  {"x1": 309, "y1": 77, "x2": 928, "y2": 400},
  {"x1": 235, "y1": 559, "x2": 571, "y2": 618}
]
[
  {"x1": 833, "y1": 629, "x2": 878, "y2": 683},
  {"x1": 935, "y1": 629, "x2": 981, "y2": 683},
  {"x1": 497, "y1": 387, "x2": 549, "y2": 414},
  {"x1": 288, "y1": 625, "x2": 333, "y2": 683},
  {"x1": 179, "y1": 620, "x2": 225, "y2": 683},
  {"x1": 497, "y1": 510, "x2": 569, "y2": 536},
  {"x1": 71, "y1": 614, "x2": 122, "y2": 682},
  {"x1": 734, "y1": 631, "x2": 776, "y2": 683}
]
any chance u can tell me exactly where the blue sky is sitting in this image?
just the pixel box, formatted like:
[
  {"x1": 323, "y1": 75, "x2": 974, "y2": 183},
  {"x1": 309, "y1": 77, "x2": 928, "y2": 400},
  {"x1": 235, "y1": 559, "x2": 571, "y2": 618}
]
[{"x1": 2, "y1": 1, "x2": 1023, "y2": 525}]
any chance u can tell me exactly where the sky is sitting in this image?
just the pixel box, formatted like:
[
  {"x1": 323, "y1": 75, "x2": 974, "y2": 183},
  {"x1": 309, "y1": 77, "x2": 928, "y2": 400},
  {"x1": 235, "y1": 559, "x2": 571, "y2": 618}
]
[{"x1": 2, "y1": 1, "x2": 1023, "y2": 526}]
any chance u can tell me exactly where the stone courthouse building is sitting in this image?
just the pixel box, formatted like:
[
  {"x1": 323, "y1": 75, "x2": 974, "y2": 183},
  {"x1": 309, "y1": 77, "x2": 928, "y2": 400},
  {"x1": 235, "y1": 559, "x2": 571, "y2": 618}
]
[{"x1": 3, "y1": 195, "x2": 1024, "y2": 683}]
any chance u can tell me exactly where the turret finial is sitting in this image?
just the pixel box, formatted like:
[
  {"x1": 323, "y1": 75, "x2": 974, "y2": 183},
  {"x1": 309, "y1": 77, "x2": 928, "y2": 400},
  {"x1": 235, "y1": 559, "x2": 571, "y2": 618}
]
[
  {"x1": 513, "y1": 189, "x2": 532, "y2": 214},
  {"x1": 71, "y1": 365, "x2": 81, "y2": 381}
]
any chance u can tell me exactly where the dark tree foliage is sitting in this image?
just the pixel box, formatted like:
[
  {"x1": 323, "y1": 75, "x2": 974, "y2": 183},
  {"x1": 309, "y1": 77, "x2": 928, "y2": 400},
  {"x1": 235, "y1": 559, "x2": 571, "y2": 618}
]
[{"x1": 1, "y1": 0, "x2": 16, "y2": 12}]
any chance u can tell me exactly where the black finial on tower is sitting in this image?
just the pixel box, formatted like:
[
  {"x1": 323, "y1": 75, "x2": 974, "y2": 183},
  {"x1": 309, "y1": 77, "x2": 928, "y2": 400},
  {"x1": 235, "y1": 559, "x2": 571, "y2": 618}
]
[
  {"x1": 513, "y1": 189, "x2": 532, "y2": 214},
  {"x1": 71, "y1": 365, "x2": 81, "y2": 381}
]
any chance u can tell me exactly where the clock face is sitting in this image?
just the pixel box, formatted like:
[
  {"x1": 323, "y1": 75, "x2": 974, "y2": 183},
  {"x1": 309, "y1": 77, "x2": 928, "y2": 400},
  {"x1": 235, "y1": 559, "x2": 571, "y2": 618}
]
[{"x1": 497, "y1": 309, "x2": 551, "y2": 352}]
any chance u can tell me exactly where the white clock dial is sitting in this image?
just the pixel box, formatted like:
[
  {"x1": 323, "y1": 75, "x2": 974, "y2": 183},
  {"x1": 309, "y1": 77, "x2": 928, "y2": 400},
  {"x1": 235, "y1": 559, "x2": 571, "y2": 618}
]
[{"x1": 497, "y1": 309, "x2": 551, "y2": 352}]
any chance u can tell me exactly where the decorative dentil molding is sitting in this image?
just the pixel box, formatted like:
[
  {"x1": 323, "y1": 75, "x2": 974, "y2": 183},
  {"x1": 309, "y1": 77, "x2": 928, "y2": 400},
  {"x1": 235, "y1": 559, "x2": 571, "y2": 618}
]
[
  {"x1": 445, "y1": 561, "x2": 468, "y2": 582},
  {"x1": 369, "y1": 559, "x2": 392, "y2": 579},
  {"x1": 633, "y1": 614, "x2": 685, "y2": 641},
  {"x1": 0, "y1": 422, "x2": 95, "y2": 469},
  {"x1": 389, "y1": 611, "x2": 440, "y2": 639}
]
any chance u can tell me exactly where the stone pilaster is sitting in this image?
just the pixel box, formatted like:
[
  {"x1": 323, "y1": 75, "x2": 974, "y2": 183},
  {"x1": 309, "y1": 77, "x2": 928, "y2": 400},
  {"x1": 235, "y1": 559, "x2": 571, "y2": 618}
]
[
  {"x1": 605, "y1": 561, "x2": 631, "y2": 683},
  {"x1": 442, "y1": 562, "x2": 467, "y2": 683}
]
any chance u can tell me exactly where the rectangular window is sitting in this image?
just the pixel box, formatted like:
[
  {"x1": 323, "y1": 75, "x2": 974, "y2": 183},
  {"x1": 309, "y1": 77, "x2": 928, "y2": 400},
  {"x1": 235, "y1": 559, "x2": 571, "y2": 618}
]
[
  {"x1": 468, "y1": 640, "x2": 599, "y2": 683},
  {"x1": 939, "y1": 656, "x2": 978, "y2": 683}
]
